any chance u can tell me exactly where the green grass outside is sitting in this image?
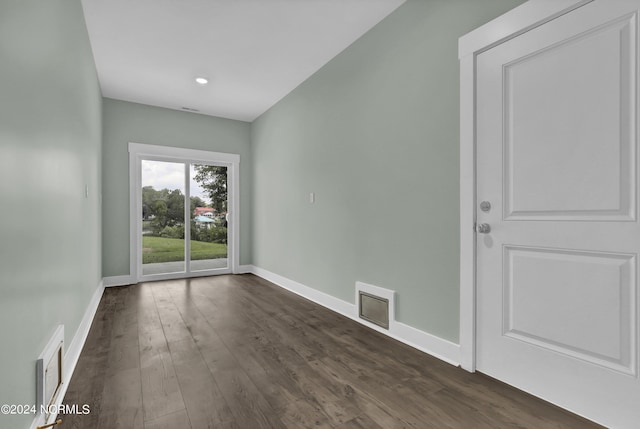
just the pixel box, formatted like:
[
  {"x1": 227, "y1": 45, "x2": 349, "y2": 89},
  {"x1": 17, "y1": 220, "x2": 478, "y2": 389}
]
[{"x1": 142, "y1": 236, "x2": 227, "y2": 264}]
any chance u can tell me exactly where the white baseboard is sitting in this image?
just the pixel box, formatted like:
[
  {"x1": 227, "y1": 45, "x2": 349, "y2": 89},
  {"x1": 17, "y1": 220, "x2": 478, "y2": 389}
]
[
  {"x1": 103, "y1": 275, "x2": 134, "y2": 287},
  {"x1": 61, "y1": 279, "x2": 105, "y2": 396},
  {"x1": 248, "y1": 265, "x2": 461, "y2": 366},
  {"x1": 392, "y1": 321, "x2": 460, "y2": 366},
  {"x1": 30, "y1": 279, "x2": 105, "y2": 429},
  {"x1": 251, "y1": 266, "x2": 357, "y2": 319}
]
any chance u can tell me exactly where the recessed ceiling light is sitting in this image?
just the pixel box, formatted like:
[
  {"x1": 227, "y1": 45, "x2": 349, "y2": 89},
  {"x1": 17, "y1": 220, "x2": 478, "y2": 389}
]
[{"x1": 195, "y1": 77, "x2": 208, "y2": 85}]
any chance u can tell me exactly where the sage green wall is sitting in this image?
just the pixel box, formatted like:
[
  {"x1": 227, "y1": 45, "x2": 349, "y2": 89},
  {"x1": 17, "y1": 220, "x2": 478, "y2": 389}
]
[
  {"x1": 102, "y1": 98, "x2": 252, "y2": 277},
  {"x1": 251, "y1": 0, "x2": 524, "y2": 342},
  {"x1": 0, "y1": 1, "x2": 102, "y2": 428}
]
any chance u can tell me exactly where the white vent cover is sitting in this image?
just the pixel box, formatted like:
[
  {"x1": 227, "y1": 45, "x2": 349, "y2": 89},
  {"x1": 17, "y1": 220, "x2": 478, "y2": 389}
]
[
  {"x1": 355, "y1": 282, "x2": 395, "y2": 331},
  {"x1": 359, "y1": 292, "x2": 389, "y2": 329},
  {"x1": 36, "y1": 325, "x2": 64, "y2": 422}
]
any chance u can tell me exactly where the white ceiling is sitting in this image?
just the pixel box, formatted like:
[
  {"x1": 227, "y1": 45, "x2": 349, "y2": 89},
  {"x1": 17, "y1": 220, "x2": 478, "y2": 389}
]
[{"x1": 81, "y1": 0, "x2": 405, "y2": 122}]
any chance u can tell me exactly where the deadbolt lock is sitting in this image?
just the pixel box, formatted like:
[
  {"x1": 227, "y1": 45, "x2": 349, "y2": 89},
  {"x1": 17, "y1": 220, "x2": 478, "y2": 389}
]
[{"x1": 480, "y1": 201, "x2": 491, "y2": 212}]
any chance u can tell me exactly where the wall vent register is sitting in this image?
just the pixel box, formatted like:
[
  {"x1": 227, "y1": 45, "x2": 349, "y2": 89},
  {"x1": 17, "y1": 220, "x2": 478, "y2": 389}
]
[
  {"x1": 358, "y1": 291, "x2": 390, "y2": 329},
  {"x1": 36, "y1": 325, "x2": 64, "y2": 425}
]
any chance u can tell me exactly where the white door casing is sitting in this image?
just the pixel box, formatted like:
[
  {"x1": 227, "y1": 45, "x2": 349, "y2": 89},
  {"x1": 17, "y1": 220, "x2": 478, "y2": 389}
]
[{"x1": 461, "y1": 1, "x2": 640, "y2": 427}]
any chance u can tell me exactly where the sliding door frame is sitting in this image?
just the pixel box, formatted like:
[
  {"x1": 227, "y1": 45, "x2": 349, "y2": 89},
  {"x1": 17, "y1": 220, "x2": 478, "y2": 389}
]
[{"x1": 128, "y1": 142, "x2": 240, "y2": 282}]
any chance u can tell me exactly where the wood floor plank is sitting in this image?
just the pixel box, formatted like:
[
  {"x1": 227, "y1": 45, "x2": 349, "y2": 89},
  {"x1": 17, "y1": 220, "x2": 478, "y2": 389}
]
[
  {"x1": 172, "y1": 351, "x2": 236, "y2": 428},
  {"x1": 206, "y1": 365, "x2": 285, "y2": 429},
  {"x1": 288, "y1": 365, "x2": 362, "y2": 426},
  {"x1": 136, "y1": 284, "x2": 164, "y2": 334},
  {"x1": 335, "y1": 413, "x2": 385, "y2": 429},
  {"x1": 224, "y1": 340, "x2": 303, "y2": 411},
  {"x1": 163, "y1": 282, "x2": 255, "y2": 427},
  {"x1": 138, "y1": 328, "x2": 186, "y2": 422},
  {"x1": 144, "y1": 409, "x2": 191, "y2": 429},
  {"x1": 96, "y1": 367, "x2": 144, "y2": 429},
  {"x1": 92, "y1": 288, "x2": 144, "y2": 429},
  {"x1": 106, "y1": 316, "x2": 139, "y2": 373},
  {"x1": 277, "y1": 399, "x2": 333, "y2": 429},
  {"x1": 62, "y1": 275, "x2": 604, "y2": 429},
  {"x1": 310, "y1": 355, "x2": 433, "y2": 428}
]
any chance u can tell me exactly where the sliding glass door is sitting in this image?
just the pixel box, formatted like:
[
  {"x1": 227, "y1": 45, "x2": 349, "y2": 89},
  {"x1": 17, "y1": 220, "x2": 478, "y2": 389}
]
[
  {"x1": 130, "y1": 144, "x2": 239, "y2": 282},
  {"x1": 190, "y1": 164, "x2": 228, "y2": 272}
]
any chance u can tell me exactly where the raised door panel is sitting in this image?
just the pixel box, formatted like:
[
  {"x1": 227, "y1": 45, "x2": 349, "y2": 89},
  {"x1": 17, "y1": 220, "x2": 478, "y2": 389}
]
[
  {"x1": 503, "y1": 246, "x2": 636, "y2": 374},
  {"x1": 503, "y1": 14, "x2": 636, "y2": 221}
]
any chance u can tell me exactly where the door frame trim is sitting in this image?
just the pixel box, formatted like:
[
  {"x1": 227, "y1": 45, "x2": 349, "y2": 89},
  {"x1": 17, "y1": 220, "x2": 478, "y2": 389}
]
[
  {"x1": 128, "y1": 142, "x2": 241, "y2": 283},
  {"x1": 458, "y1": 0, "x2": 593, "y2": 372}
]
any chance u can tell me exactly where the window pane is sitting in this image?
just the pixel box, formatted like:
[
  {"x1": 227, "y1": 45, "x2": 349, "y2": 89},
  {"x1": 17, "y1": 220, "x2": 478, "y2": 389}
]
[
  {"x1": 190, "y1": 164, "x2": 228, "y2": 271},
  {"x1": 141, "y1": 160, "x2": 185, "y2": 275}
]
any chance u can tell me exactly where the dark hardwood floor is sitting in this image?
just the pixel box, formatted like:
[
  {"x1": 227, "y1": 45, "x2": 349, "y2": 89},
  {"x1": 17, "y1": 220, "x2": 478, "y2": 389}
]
[{"x1": 61, "y1": 274, "x2": 602, "y2": 428}]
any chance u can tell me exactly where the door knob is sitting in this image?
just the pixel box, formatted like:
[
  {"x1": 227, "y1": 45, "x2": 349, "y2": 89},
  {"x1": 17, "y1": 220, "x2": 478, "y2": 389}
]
[{"x1": 476, "y1": 223, "x2": 491, "y2": 234}]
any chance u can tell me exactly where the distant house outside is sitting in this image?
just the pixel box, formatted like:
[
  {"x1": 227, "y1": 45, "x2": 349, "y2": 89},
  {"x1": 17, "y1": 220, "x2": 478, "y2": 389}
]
[{"x1": 194, "y1": 207, "x2": 214, "y2": 217}]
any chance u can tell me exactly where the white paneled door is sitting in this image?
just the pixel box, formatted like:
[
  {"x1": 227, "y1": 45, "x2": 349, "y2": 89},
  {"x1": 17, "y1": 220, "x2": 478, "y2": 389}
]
[{"x1": 476, "y1": 1, "x2": 640, "y2": 427}]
